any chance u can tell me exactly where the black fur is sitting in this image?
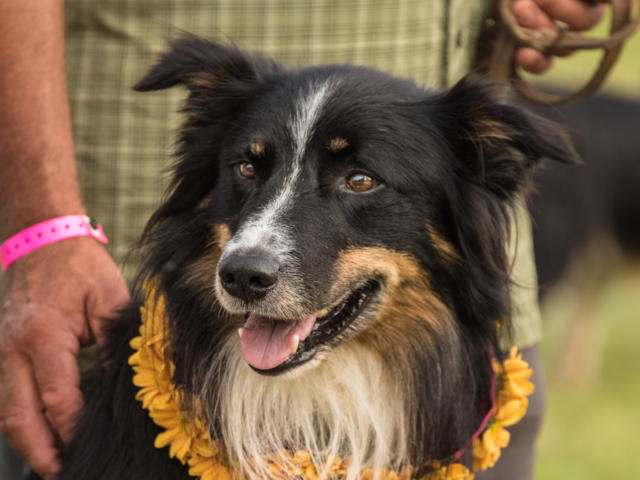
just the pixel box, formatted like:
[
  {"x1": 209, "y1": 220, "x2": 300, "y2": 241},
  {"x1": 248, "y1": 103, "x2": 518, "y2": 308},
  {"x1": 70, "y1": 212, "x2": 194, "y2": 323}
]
[{"x1": 53, "y1": 38, "x2": 577, "y2": 480}]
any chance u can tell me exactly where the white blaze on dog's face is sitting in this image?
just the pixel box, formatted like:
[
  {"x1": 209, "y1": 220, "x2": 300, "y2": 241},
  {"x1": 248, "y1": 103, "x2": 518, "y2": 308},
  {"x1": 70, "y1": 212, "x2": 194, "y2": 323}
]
[{"x1": 215, "y1": 81, "x2": 336, "y2": 320}]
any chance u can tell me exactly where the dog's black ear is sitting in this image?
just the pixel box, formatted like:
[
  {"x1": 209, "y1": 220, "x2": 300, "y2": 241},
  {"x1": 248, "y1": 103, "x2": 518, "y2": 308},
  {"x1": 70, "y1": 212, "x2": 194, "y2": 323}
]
[
  {"x1": 425, "y1": 77, "x2": 579, "y2": 339},
  {"x1": 133, "y1": 36, "x2": 263, "y2": 92},
  {"x1": 433, "y1": 76, "x2": 580, "y2": 199}
]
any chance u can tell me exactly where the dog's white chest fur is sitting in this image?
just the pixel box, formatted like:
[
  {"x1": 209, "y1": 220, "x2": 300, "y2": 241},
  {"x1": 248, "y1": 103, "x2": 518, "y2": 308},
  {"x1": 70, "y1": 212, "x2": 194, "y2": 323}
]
[{"x1": 203, "y1": 340, "x2": 409, "y2": 479}]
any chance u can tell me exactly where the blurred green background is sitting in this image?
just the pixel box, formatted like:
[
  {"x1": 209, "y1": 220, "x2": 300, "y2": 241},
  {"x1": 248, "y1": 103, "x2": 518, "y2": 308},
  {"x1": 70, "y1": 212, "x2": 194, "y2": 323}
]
[{"x1": 526, "y1": 11, "x2": 640, "y2": 480}]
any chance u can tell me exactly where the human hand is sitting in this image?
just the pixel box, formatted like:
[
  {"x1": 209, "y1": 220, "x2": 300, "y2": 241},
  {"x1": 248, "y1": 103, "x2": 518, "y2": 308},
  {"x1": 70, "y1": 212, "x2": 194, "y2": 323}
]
[
  {"x1": 510, "y1": 0, "x2": 606, "y2": 73},
  {"x1": 0, "y1": 238, "x2": 129, "y2": 479}
]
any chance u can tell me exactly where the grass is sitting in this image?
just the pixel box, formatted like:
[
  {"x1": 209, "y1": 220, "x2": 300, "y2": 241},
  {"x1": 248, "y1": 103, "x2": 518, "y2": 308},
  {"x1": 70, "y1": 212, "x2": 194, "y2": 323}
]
[{"x1": 536, "y1": 268, "x2": 640, "y2": 479}]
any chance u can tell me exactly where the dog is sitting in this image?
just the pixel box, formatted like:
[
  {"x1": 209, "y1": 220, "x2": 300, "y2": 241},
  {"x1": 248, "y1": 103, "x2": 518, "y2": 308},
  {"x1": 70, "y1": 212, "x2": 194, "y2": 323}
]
[{"x1": 53, "y1": 37, "x2": 576, "y2": 480}]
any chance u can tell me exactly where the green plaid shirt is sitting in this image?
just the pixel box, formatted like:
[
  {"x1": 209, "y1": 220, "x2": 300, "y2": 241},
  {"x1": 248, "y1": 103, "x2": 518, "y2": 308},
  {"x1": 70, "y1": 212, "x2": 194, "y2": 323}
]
[{"x1": 63, "y1": 0, "x2": 541, "y2": 347}]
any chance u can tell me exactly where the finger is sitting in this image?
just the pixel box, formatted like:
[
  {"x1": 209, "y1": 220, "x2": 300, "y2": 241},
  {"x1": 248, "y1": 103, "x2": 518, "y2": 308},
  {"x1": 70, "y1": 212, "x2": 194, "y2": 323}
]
[
  {"x1": 0, "y1": 353, "x2": 61, "y2": 477},
  {"x1": 513, "y1": 1, "x2": 574, "y2": 57},
  {"x1": 513, "y1": 1, "x2": 569, "y2": 57},
  {"x1": 533, "y1": 0, "x2": 605, "y2": 31},
  {"x1": 29, "y1": 333, "x2": 84, "y2": 444},
  {"x1": 516, "y1": 47, "x2": 553, "y2": 73},
  {"x1": 513, "y1": 0, "x2": 557, "y2": 30}
]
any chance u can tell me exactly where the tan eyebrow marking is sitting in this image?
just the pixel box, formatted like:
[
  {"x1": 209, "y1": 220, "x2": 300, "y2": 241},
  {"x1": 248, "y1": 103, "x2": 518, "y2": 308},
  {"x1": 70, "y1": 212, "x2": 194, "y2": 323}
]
[
  {"x1": 327, "y1": 137, "x2": 349, "y2": 153},
  {"x1": 249, "y1": 141, "x2": 265, "y2": 157}
]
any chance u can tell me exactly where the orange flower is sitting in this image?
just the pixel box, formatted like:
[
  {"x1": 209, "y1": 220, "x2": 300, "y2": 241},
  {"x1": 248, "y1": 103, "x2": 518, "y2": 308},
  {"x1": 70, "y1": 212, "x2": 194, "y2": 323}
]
[
  {"x1": 494, "y1": 396, "x2": 528, "y2": 427},
  {"x1": 493, "y1": 347, "x2": 534, "y2": 426},
  {"x1": 497, "y1": 347, "x2": 535, "y2": 398},
  {"x1": 425, "y1": 463, "x2": 475, "y2": 480},
  {"x1": 187, "y1": 434, "x2": 227, "y2": 480},
  {"x1": 472, "y1": 423, "x2": 510, "y2": 471}
]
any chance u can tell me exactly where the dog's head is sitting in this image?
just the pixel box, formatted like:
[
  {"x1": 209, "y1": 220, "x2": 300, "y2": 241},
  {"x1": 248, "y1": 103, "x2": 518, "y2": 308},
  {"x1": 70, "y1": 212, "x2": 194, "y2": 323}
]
[{"x1": 135, "y1": 37, "x2": 576, "y2": 472}]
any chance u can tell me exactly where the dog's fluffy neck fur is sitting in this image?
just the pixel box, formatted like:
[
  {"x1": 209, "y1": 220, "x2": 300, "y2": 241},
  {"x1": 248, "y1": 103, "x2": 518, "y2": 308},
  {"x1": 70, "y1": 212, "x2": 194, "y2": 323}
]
[
  {"x1": 192, "y1": 309, "x2": 483, "y2": 480},
  {"x1": 201, "y1": 340, "x2": 410, "y2": 479}
]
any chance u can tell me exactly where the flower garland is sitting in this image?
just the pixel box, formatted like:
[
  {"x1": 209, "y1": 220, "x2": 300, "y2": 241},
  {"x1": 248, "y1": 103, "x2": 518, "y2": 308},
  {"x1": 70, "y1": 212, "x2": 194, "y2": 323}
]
[{"x1": 129, "y1": 283, "x2": 534, "y2": 480}]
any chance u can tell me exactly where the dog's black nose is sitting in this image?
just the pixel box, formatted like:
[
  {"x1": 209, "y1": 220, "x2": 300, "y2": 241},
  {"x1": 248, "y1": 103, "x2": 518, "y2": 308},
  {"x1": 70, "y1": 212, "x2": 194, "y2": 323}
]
[{"x1": 218, "y1": 253, "x2": 279, "y2": 301}]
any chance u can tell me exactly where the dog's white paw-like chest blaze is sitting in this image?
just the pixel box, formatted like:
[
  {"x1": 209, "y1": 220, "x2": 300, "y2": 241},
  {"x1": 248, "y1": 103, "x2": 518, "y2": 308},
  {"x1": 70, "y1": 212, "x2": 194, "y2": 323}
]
[{"x1": 56, "y1": 37, "x2": 576, "y2": 480}]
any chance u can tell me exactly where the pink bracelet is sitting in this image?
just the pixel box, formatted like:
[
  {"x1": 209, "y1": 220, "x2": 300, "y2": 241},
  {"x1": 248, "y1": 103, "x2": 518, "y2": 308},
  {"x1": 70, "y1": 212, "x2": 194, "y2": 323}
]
[{"x1": 0, "y1": 215, "x2": 108, "y2": 271}]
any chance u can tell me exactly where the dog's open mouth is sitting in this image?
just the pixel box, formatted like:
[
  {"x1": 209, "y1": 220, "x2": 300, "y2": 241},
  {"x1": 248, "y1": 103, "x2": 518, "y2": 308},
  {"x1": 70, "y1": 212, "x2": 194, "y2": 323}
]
[{"x1": 239, "y1": 281, "x2": 380, "y2": 375}]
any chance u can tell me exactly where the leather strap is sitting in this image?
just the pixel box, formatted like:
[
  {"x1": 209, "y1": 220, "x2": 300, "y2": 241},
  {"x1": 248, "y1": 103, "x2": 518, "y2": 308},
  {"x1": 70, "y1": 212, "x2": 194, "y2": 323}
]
[{"x1": 480, "y1": 0, "x2": 640, "y2": 104}]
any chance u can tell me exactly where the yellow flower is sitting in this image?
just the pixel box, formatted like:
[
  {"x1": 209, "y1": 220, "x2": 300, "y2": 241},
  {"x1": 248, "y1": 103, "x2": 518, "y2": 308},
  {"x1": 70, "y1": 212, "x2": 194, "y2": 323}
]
[
  {"x1": 492, "y1": 347, "x2": 535, "y2": 427},
  {"x1": 187, "y1": 435, "x2": 226, "y2": 480},
  {"x1": 443, "y1": 464, "x2": 474, "y2": 480},
  {"x1": 425, "y1": 463, "x2": 475, "y2": 480},
  {"x1": 419, "y1": 461, "x2": 474, "y2": 480},
  {"x1": 497, "y1": 347, "x2": 535, "y2": 397},
  {"x1": 494, "y1": 396, "x2": 528, "y2": 427},
  {"x1": 472, "y1": 423, "x2": 510, "y2": 471}
]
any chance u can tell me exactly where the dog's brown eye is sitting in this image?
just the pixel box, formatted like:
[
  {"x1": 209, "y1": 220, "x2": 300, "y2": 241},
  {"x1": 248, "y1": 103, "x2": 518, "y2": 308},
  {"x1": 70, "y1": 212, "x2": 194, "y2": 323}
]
[
  {"x1": 238, "y1": 161, "x2": 255, "y2": 179},
  {"x1": 346, "y1": 173, "x2": 378, "y2": 192}
]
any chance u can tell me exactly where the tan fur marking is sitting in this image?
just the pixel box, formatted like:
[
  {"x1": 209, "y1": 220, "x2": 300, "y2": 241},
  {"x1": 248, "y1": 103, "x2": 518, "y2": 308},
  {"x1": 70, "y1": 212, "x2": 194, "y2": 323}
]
[
  {"x1": 327, "y1": 136, "x2": 349, "y2": 153},
  {"x1": 330, "y1": 247, "x2": 456, "y2": 359},
  {"x1": 329, "y1": 247, "x2": 423, "y2": 297},
  {"x1": 467, "y1": 103, "x2": 515, "y2": 145},
  {"x1": 471, "y1": 117, "x2": 513, "y2": 140},
  {"x1": 331, "y1": 247, "x2": 447, "y2": 323},
  {"x1": 214, "y1": 223, "x2": 232, "y2": 249},
  {"x1": 362, "y1": 277, "x2": 454, "y2": 356},
  {"x1": 249, "y1": 141, "x2": 264, "y2": 157},
  {"x1": 185, "y1": 224, "x2": 232, "y2": 295},
  {"x1": 186, "y1": 71, "x2": 219, "y2": 89},
  {"x1": 426, "y1": 223, "x2": 458, "y2": 262}
]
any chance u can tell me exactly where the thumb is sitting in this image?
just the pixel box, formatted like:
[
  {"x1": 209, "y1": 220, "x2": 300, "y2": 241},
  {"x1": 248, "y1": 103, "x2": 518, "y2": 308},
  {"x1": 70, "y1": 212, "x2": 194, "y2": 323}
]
[{"x1": 84, "y1": 263, "x2": 130, "y2": 345}]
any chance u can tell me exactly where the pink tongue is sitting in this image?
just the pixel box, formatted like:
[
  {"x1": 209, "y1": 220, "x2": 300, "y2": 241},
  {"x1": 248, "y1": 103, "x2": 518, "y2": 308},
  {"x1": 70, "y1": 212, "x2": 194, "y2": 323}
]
[{"x1": 240, "y1": 313, "x2": 317, "y2": 370}]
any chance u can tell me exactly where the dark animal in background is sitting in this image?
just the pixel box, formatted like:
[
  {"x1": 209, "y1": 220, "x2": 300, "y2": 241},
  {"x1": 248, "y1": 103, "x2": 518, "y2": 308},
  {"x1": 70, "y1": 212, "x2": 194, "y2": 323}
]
[
  {"x1": 523, "y1": 93, "x2": 640, "y2": 384},
  {"x1": 525, "y1": 94, "x2": 640, "y2": 295},
  {"x1": 50, "y1": 38, "x2": 576, "y2": 480}
]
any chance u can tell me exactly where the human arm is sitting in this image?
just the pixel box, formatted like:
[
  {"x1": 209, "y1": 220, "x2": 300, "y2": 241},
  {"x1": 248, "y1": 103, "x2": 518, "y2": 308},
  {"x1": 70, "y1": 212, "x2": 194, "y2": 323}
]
[{"x1": 0, "y1": 1, "x2": 129, "y2": 478}]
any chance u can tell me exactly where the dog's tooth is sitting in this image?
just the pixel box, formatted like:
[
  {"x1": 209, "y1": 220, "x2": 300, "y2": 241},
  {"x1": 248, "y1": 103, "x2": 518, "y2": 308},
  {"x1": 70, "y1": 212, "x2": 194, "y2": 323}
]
[
  {"x1": 238, "y1": 328, "x2": 244, "y2": 338},
  {"x1": 291, "y1": 334, "x2": 300, "y2": 355}
]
